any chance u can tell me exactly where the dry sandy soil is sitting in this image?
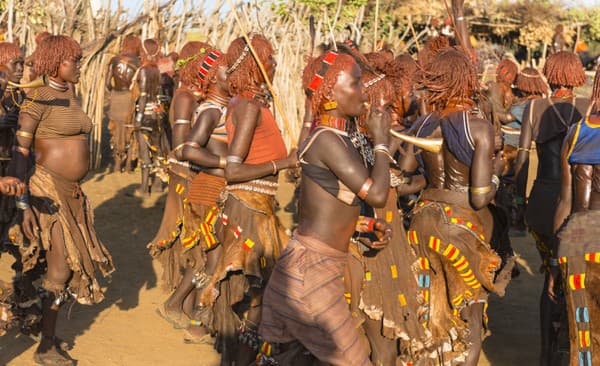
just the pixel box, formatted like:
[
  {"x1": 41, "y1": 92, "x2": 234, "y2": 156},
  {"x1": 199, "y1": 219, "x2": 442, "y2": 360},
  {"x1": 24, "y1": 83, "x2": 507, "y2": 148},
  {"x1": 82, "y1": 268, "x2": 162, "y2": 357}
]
[{"x1": 0, "y1": 170, "x2": 546, "y2": 366}]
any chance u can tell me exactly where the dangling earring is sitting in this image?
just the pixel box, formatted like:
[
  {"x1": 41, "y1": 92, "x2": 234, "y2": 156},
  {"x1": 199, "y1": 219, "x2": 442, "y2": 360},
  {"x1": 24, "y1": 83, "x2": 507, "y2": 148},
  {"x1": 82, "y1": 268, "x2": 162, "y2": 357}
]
[{"x1": 323, "y1": 100, "x2": 337, "y2": 111}]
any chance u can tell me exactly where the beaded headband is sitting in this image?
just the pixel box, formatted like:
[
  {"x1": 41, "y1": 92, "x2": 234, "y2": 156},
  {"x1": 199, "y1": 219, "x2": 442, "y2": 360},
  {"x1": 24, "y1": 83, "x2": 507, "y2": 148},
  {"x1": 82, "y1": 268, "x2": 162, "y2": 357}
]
[
  {"x1": 519, "y1": 71, "x2": 542, "y2": 79},
  {"x1": 227, "y1": 35, "x2": 253, "y2": 74},
  {"x1": 364, "y1": 74, "x2": 386, "y2": 89},
  {"x1": 175, "y1": 48, "x2": 206, "y2": 71},
  {"x1": 344, "y1": 40, "x2": 358, "y2": 52},
  {"x1": 198, "y1": 50, "x2": 223, "y2": 81},
  {"x1": 306, "y1": 50, "x2": 340, "y2": 96}
]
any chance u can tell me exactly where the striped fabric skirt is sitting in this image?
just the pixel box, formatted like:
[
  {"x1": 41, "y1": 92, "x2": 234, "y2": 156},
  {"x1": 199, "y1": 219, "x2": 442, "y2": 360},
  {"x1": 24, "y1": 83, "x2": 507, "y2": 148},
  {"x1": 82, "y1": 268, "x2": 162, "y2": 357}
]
[{"x1": 260, "y1": 232, "x2": 372, "y2": 366}]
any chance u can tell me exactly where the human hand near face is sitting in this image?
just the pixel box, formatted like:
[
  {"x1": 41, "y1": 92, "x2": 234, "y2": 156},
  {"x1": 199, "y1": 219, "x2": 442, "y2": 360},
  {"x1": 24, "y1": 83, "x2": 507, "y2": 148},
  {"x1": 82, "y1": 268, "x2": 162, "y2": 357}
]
[
  {"x1": 366, "y1": 106, "x2": 391, "y2": 145},
  {"x1": 493, "y1": 150, "x2": 505, "y2": 177},
  {"x1": 0, "y1": 176, "x2": 25, "y2": 196}
]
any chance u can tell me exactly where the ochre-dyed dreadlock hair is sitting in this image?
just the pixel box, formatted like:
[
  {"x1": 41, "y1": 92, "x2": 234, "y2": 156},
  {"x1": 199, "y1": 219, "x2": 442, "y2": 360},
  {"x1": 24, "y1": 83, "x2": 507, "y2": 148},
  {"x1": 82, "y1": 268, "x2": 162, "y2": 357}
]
[
  {"x1": 515, "y1": 67, "x2": 549, "y2": 97},
  {"x1": 177, "y1": 41, "x2": 211, "y2": 87},
  {"x1": 0, "y1": 42, "x2": 23, "y2": 66},
  {"x1": 419, "y1": 47, "x2": 479, "y2": 110},
  {"x1": 543, "y1": 51, "x2": 586, "y2": 88},
  {"x1": 364, "y1": 49, "x2": 393, "y2": 72},
  {"x1": 359, "y1": 70, "x2": 395, "y2": 128},
  {"x1": 225, "y1": 34, "x2": 273, "y2": 96},
  {"x1": 496, "y1": 58, "x2": 518, "y2": 85},
  {"x1": 35, "y1": 31, "x2": 51, "y2": 46},
  {"x1": 591, "y1": 65, "x2": 600, "y2": 111},
  {"x1": 302, "y1": 52, "x2": 358, "y2": 115},
  {"x1": 31, "y1": 35, "x2": 82, "y2": 78},
  {"x1": 141, "y1": 38, "x2": 160, "y2": 62},
  {"x1": 418, "y1": 36, "x2": 450, "y2": 67},
  {"x1": 383, "y1": 56, "x2": 412, "y2": 96},
  {"x1": 179, "y1": 42, "x2": 225, "y2": 98},
  {"x1": 121, "y1": 34, "x2": 141, "y2": 56}
]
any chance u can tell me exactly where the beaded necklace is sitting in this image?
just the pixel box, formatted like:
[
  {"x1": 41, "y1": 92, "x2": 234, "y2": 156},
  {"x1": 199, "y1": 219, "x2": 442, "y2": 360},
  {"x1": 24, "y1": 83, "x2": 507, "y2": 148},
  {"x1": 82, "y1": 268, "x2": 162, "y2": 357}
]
[
  {"x1": 317, "y1": 115, "x2": 350, "y2": 133},
  {"x1": 241, "y1": 86, "x2": 270, "y2": 108}
]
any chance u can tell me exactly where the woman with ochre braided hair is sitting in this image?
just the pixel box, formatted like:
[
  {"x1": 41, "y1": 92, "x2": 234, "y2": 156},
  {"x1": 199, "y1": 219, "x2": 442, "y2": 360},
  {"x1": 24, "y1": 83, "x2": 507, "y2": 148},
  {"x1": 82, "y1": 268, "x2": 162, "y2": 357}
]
[
  {"x1": 514, "y1": 51, "x2": 589, "y2": 366},
  {"x1": 167, "y1": 44, "x2": 230, "y2": 345},
  {"x1": 131, "y1": 38, "x2": 164, "y2": 197},
  {"x1": 150, "y1": 41, "x2": 212, "y2": 330},
  {"x1": 199, "y1": 34, "x2": 296, "y2": 365},
  {"x1": 259, "y1": 50, "x2": 392, "y2": 365},
  {"x1": 503, "y1": 67, "x2": 550, "y2": 233},
  {"x1": 350, "y1": 57, "x2": 428, "y2": 365},
  {"x1": 105, "y1": 34, "x2": 141, "y2": 173},
  {"x1": 10, "y1": 35, "x2": 114, "y2": 366},
  {"x1": 550, "y1": 65, "x2": 600, "y2": 366},
  {"x1": 401, "y1": 48, "x2": 513, "y2": 366}
]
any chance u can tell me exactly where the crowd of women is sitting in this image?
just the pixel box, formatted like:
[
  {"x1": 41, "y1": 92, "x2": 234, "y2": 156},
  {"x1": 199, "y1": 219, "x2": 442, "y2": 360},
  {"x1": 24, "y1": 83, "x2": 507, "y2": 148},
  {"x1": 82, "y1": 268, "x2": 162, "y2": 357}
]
[{"x1": 0, "y1": 11, "x2": 598, "y2": 366}]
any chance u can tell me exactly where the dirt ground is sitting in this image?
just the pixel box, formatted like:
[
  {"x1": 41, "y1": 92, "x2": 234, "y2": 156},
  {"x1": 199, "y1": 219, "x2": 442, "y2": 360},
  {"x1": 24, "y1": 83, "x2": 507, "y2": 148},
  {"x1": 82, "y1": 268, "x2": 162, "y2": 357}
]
[{"x1": 0, "y1": 169, "x2": 546, "y2": 366}]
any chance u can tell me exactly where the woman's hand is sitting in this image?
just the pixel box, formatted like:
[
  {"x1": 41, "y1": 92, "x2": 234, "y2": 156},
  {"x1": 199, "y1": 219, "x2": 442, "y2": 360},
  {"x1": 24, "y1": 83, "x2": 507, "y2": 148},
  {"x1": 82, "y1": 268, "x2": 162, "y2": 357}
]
[
  {"x1": 279, "y1": 149, "x2": 299, "y2": 170},
  {"x1": 493, "y1": 151, "x2": 506, "y2": 177},
  {"x1": 358, "y1": 219, "x2": 393, "y2": 250},
  {"x1": 20, "y1": 208, "x2": 39, "y2": 241},
  {"x1": 0, "y1": 177, "x2": 26, "y2": 196}
]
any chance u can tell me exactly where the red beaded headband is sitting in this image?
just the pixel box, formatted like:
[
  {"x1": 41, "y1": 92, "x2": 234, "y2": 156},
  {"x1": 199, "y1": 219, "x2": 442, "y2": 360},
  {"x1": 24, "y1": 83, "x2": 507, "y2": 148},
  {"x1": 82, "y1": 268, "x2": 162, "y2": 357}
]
[
  {"x1": 344, "y1": 40, "x2": 358, "y2": 52},
  {"x1": 198, "y1": 50, "x2": 223, "y2": 81},
  {"x1": 306, "y1": 50, "x2": 340, "y2": 96}
]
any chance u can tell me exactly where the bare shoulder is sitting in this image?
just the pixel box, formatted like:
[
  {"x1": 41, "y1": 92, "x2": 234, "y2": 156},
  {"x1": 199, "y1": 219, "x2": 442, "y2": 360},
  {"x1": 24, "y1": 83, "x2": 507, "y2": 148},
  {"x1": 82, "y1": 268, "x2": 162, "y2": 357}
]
[
  {"x1": 231, "y1": 96, "x2": 261, "y2": 120},
  {"x1": 173, "y1": 88, "x2": 195, "y2": 105}
]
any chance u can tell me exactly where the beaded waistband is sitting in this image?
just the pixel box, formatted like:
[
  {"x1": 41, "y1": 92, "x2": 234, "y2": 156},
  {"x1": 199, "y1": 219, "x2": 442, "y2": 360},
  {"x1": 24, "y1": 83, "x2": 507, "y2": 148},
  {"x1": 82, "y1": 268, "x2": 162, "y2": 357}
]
[{"x1": 226, "y1": 179, "x2": 279, "y2": 196}]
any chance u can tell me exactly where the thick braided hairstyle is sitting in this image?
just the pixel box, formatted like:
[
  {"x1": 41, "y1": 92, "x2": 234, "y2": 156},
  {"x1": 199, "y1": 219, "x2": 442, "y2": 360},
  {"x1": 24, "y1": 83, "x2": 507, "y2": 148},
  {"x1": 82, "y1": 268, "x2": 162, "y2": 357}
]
[
  {"x1": 515, "y1": 67, "x2": 549, "y2": 97},
  {"x1": 302, "y1": 52, "x2": 358, "y2": 115},
  {"x1": 496, "y1": 58, "x2": 519, "y2": 85},
  {"x1": 31, "y1": 35, "x2": 81, "y2": 77},
  {"x1": 418, "y1": 36, "x2": 450, "y2": 67},
  {"x1": 141, "y1": 38, "x2": 160, "y2": 62},
  {"x1": 543, "y1": 51, "x2": 586, "y2": 88},
  {"x1": 225, "y1": 34, "x2": 273, "y2": 96},
  {"x1": 177, "y1": 41, "x2": 211, "y2": 87},
  {"x1": 359, "y1": 70, "x2": 395, "y2": 128},
  {"x1": 0, "y1": 42, "x2": 22, "y2": 66},
  {"x1": 121, "y1": 34, "x2": 141, "y2": 56},
  {"x1": 419, "y1": 47, "x2": 479, "y2": 110}
]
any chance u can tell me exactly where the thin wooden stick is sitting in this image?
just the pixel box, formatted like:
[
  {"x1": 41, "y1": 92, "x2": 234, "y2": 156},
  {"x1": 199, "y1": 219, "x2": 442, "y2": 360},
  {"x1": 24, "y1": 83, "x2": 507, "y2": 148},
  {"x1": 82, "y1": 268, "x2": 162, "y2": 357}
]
[
  {"x1": 227, "y1": 0, "x2": 296, "y2": 148},
  {"x1": 373, "y1": 0, "x2": 379, "y2": 52}
]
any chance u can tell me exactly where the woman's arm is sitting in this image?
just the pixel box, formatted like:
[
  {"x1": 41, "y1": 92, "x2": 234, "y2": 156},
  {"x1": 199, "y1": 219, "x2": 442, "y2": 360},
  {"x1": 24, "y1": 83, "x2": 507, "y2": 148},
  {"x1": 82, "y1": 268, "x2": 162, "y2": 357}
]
[
  {"x1": 10, "y1": 112, "x2": 41, "y2": 239},
  {"x1": 181, "y1": 107, "x2": 224, "y2": 168},
  {"x1": 225, "y1": 99, "x2": 296, "y2": 183},
  {"x1": 470, "y1": 118, "x2": 504, "y2": 210},
  {"x1": 170, "y1": 90, "x2": 196, "y2": 157}
]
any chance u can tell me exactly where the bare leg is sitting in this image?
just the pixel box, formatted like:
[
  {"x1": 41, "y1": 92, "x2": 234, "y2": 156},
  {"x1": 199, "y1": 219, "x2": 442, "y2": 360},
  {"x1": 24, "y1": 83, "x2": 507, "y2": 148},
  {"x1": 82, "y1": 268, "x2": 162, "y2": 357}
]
[
  {"x1": 36, "y1": 224, "x2": 74, "y2": 365},
  {"x1": 125, "y1": 128, "x2": 135, "y2": 173},
  {"x1": 164, "y1": 265, "x2": 195, "y2": 317},
  {"x1": 112, "y1": 119, "x2": 125, "y2": 173},
  {"x1": 135, "y1": 131, "x2": 151, "y2": 196},
  {"x1": 461, "y1": 302, "x2": 484, "y2": 366},
  {"x1": 236, "y1": 288, "x2": 263, "y2": 366},
  {"x1": 540, "y1": 274, "x2": 554, "y2": 366}
]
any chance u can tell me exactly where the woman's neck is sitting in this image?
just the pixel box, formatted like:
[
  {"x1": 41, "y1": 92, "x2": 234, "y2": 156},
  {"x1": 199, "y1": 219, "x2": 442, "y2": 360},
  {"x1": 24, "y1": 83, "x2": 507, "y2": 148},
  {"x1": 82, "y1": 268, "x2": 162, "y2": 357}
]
[
  {"x1": 552, "y1": 87, "x2": 574, "y2": 99},
  {"x1": 48, "y1": 77, "x2": 68, "y2": 92},
  {"x1": 317, "y1": 114, "x2": 352, "y2": 133},
  {"x1": 442, "y1": 98, "x2": 475, "y2": 116},
  {"x1": 206, "y1": 88, "x2": 230, "y2": 107}
]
